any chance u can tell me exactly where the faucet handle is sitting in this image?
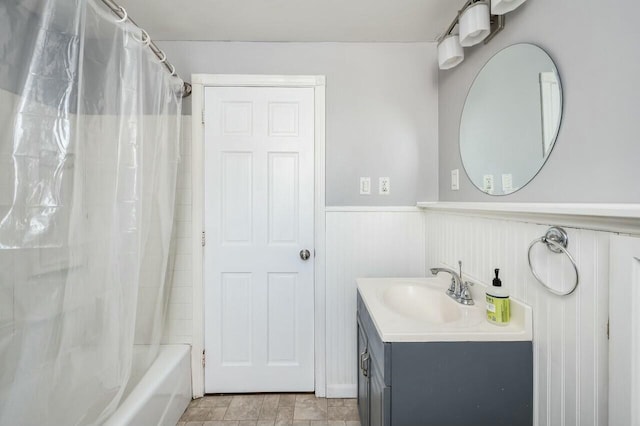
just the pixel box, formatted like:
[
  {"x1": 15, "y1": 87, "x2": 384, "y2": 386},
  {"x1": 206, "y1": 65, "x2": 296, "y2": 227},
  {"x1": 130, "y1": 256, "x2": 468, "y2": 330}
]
[
  {"x1": 458, "y1": 260, "x2": 463, "y2": 278},
  {"x1": 446, "y1": 277, "x2": 456, "y2": 296},
  {"x1": 459, "y1": 280, "x2": 475, "y2": 305}
]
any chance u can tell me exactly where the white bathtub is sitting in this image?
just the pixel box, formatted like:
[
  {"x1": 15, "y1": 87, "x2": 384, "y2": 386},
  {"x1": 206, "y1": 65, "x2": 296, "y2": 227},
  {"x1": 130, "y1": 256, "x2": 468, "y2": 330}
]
[{"x1": 105, "y1": 345, "x2": 192, "y2": 426}]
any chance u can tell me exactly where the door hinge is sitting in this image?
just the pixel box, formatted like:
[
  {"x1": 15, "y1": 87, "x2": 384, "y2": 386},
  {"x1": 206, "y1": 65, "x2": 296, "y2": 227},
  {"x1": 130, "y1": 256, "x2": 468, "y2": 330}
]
[
  {"x1": 202, "y1": 350, "x2": 206, "y2": 368},
  {"x1": 201, "y1": 109, "x2": 205, "y2": 124},
  {"x1": 201, "y1": 230, "x2": 206, "y2": 247},
  {"x1": 607, "y1": 318, "x2": 610, "y2": 340}
]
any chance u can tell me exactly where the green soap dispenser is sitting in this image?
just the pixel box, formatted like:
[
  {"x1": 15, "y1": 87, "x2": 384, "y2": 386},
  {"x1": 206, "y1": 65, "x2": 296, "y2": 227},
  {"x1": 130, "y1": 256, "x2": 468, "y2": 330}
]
[{"x1": 486, "y1": 268, "x2": 510, "y2": 325}]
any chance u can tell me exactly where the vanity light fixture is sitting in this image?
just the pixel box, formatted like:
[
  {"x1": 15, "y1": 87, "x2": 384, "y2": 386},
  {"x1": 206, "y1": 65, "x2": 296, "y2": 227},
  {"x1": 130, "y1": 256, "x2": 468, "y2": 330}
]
[
  {"x1": 491, "y1": 0, "x2": 527, "y2": 15},
  {"x1": 438, "y1": 35, "x2": 465, "y2": 70},
  {"x1": 437, "y1": 0, "x2": 526, "y2": 70},
  {"x1": 459, "y1": 2, "x2": 491, "y2": 47}
]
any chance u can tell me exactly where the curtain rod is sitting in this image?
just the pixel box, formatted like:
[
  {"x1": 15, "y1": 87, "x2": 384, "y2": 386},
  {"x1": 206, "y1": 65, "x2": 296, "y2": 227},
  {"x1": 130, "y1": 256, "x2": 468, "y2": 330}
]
[{"x1": 99, "y1": 0, "x2": 192, "y2": 98}]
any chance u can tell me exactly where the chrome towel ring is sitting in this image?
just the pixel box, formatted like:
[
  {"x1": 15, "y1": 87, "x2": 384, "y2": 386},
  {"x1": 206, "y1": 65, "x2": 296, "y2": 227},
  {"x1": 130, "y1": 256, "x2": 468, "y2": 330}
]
[{"x1": 527, "y1": 226, "x2": 579, "y2": 296}]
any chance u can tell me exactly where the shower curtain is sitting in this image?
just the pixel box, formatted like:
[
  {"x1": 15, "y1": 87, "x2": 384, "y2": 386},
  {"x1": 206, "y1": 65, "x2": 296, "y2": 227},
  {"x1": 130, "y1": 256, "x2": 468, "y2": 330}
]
[{"x1": 0, "y1": 0, "x2": 183, "y2": 424}]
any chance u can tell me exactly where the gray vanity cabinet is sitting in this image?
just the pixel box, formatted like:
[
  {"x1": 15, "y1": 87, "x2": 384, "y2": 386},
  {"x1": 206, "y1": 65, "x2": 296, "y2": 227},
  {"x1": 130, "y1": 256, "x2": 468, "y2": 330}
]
[
  {"x1": 357, "y1": 317, "x2": 370, "y2": 426},
  {"x1": 356, "y1": 291, "x2": 533, "y2": 426},
  {"x1": 369, "y1": 357, "x2": 389, "y2": 426},
  {"x1": 357, "y1": 294, "x2": 391, "y2": 426}
]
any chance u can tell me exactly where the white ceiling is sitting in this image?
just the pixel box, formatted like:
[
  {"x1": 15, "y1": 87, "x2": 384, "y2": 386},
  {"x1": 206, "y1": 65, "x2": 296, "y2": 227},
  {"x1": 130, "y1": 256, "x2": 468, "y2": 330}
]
[{"x1": 116, "y1": 0, "x2": 461, "y2": 42}]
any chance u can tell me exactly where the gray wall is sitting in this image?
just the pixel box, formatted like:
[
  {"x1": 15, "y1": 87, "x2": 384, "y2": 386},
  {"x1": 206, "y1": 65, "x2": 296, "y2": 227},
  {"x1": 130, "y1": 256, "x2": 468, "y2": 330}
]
[
  {"x1": 157, "y1": 41, "x2": 439, "y2": 206},
  {"x1": 439, "y1": 0, "x2": 640, "y2": 202}
]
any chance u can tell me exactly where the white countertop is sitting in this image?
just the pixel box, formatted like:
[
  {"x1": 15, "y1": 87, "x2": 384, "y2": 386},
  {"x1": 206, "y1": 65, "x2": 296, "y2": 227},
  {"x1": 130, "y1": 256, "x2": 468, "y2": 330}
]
[{"x1": 357, "y1": 276, "x2": 533, "y2": 343}]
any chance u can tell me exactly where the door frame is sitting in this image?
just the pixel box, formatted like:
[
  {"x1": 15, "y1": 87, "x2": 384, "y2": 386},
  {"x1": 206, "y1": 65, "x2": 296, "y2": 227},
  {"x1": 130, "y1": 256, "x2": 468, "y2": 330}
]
[{"x1": 190, "y1": 74, "x2": 326, "y2": 398}]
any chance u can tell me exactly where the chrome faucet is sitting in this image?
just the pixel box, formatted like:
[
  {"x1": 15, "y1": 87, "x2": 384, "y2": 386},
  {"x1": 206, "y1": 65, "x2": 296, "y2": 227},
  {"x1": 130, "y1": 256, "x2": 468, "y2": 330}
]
[
  {"x1": 430, "y1": 260, "x2": 474, "y2": 305},
  {"x1": 429, "y1": 266, "x2": 461, "y2": 297}
]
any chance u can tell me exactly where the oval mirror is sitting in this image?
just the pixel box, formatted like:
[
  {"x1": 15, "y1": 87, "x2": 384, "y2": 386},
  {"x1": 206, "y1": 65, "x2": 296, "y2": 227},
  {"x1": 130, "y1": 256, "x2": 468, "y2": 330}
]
[{"x1": 459, "y1": 43, "x2": 562, "y2": 195}]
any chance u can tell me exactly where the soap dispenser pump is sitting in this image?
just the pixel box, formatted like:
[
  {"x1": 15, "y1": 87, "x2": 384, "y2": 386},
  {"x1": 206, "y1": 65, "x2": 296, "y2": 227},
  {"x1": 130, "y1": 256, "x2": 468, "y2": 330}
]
[{"x1": 486, "y1": 268, "x2": 510, "y2": 325}]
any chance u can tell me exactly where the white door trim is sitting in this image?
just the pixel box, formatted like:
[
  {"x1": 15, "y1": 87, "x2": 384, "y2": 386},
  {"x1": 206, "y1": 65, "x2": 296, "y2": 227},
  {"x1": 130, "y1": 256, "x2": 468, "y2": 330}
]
[{"x1": 191, "y1": 74, "x2": 326, "y2": 398}]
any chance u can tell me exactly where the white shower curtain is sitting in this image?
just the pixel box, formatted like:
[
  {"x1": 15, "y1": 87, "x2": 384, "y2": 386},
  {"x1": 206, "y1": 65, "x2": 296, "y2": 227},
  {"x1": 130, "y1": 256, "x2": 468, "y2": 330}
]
[{"x1": 0, "y1": 0, "x2": 183, "y2": 424}]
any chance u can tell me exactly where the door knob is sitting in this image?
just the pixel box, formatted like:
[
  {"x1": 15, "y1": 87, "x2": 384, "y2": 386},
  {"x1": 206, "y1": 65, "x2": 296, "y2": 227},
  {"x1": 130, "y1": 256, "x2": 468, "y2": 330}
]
[{"x1": 299, "y1": 249, "x2": 311, "y2": 261}]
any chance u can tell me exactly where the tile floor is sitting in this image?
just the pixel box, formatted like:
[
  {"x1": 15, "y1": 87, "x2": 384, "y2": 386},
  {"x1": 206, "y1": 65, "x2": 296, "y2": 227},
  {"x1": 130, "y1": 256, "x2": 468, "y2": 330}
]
[{"x1": 178, "y1": 393, "x2": 361, "y2": 426}]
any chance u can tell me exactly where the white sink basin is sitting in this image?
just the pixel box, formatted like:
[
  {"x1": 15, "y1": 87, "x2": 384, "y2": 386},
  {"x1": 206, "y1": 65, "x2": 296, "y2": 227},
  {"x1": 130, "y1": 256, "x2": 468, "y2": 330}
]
[
  {"x1": 382, "y1": 284, "x2": 461, "y2": 324},
  {"x1": 357, "y1": 276, "x2": 533, "y2": 343}
]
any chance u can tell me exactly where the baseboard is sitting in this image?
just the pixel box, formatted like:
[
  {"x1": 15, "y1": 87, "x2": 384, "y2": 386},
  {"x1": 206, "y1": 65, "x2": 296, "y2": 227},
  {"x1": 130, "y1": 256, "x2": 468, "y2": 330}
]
[{"x1": 326, "y1": 384, "x2": 357, "y2": 398}]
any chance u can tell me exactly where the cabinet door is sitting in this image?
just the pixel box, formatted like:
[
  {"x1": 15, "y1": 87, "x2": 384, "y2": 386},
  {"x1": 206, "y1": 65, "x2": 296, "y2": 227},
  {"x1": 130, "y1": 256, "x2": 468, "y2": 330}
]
[
  {"x1": 369, "y1": 356, "x2": 390, "y2": 426},
  {"x1": 357, "y1": 317, "x2": 370, "y2": 426}
]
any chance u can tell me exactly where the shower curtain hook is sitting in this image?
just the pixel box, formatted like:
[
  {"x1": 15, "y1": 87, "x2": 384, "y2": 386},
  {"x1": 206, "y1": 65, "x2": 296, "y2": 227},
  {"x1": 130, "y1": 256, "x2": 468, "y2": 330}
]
[
  {"x1": 140, "y1": 29, "x2": 151, "y2": 46},
  {"x1": 132, "y1": 28, "x2": 150, "y2": 46},
  {"x1": 115, "y1": 6, "x2": 128, "y2": 23},
  {"x1": 158, "y1": 50, "x2": 167, "y2": 63},
  {"x1": 169, "y1": 63, "x2": 177, "y2": 76}
]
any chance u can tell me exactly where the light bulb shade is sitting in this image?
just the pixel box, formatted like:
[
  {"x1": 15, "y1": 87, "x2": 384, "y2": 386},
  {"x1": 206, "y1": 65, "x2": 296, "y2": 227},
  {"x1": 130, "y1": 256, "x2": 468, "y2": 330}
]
[
  {"x1": 438, "y1": 35, "x2": 464, "y2": 70},
  {"x1": 491, "y1": 0, "x2": 527, "y2": 15},
  {"x1": 459, "y1": 2, "x2": 491, "y2": 47}
]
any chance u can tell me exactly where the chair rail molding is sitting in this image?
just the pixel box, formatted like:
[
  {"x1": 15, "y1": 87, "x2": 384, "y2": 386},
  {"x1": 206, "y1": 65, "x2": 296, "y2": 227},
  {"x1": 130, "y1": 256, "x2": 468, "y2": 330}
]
[{"x1": 417, "y1": 202, "x2": 640, "y2": 235}]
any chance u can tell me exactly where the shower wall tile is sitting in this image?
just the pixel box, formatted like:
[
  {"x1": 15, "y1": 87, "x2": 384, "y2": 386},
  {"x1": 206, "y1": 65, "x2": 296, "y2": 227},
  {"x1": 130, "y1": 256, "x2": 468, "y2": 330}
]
[
  {"x1": 168, "y1": 302, "x2": 192, "y2": 321},
  {"x1": 175, "y1": 205, "x2": 191, "y2": 221},
  {"x1": 175, "y1": 221, "x2": 192, "y2": 238},
  {"x1": 135, "y1": 286, "x2": 161, "y2": 342},
  {"x1": 0, "y1": 159, "x2": 13, "y2": 207},
  {"x1": 0, "y1": 89, "x2": 16, "y2": 215},
  {"x1": 180, "y1": 118, "x2": 192, "y2": 159},
  {"x1": 173, "y1": 254, "x2": 191, "y2": 271},
  {"x1": 165, "y1": 319, "x2": 191, "y2": 344},
  {"x1": 172, "y1": 268, "x2": 192, "y2": 287},
  {"x1": 0, "y1": 280, "x2": 13, "y2": 329},
  {"x1": 169, "y1": 286, "x2": 192, "y2": 305},
  {"x1": 175, "y1": 237, "x2": 191, "y2": 255},
  {"x1": 163, "y1": 116, "x2": 193, "y2": 345},
  {"x1": 176, "y1": 188, "x2": 192, "y2": 206}
]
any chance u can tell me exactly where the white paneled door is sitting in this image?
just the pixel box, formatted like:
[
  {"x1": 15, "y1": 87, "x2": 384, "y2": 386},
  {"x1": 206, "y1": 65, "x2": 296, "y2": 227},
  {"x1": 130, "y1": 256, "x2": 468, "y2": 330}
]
[{"x1": 203, "y1": 87, "x2": 315, "y2": 393}]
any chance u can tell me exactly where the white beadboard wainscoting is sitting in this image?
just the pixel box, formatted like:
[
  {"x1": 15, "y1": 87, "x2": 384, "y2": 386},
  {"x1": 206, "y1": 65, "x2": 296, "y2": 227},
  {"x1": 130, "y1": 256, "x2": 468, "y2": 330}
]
[
  {"x1": 325, "y1": 207, "x2": 426, "y2": 397},
  {"x1": 424, "y1": 209, "x2": 612, "y2": 426},
  {"x1": 608, "y1": 235, "x2": 640, "y2": 426}
]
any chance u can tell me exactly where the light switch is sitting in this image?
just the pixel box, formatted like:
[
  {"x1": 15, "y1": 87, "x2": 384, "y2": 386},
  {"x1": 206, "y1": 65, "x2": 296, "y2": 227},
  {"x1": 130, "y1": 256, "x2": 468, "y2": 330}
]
[
  {"x1": 451, "y1": 169, "x2": 459, "y2": 190},
  {"x1": 379, "y1": 177, "x2": 390, "y2": 195},
  {"x1": 360, "y1": 177, "x2": 371, "y2": 195}
]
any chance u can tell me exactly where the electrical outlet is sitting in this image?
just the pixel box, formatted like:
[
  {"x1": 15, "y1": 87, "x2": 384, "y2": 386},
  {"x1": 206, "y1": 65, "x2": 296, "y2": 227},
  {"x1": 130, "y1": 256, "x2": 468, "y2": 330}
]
[
  {"x1": 360, "y1": 177, "x2": 371, "y2": 195},
  {"x1": 379, "y1": 177, "x2": 390, "y2": 195},
  {"x1": 502, "y1": 174, "x2": 513, "y2": 192},
  {"x1": 483, "y1": 174, "x2": 494, "y2": 194},
  {"x1": 451, "y1": 169, "x2": 459, "y2": 190}
]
